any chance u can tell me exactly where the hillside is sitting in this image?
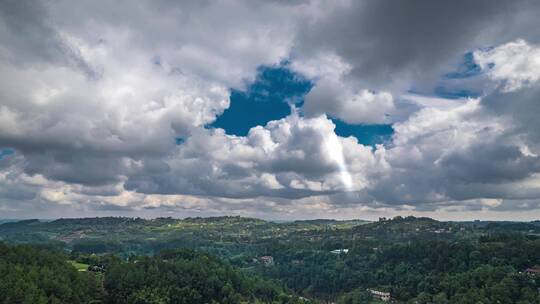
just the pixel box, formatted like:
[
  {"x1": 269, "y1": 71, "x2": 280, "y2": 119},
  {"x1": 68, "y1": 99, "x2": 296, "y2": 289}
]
[
  {"x1": 1, "y1": 216, "x2": 539, "y2": 303},
  {"x1": 0, "y1": 242, "x2": 307, "y2": 304},
  {"x1": 0, "y1": 242, "x2": 100, "y2": 303}
]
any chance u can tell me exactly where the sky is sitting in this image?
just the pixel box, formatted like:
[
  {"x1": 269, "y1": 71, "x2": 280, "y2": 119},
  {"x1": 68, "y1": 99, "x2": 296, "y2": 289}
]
[{"x1": 1, "y1": 0, "x2": 540, "y2": 221}]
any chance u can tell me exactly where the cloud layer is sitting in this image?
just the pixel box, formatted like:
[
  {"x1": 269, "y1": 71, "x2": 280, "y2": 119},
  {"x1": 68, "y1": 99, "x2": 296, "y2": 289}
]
[{"x1": 1, "y1": 0, "x2": 540, "y2": 219}]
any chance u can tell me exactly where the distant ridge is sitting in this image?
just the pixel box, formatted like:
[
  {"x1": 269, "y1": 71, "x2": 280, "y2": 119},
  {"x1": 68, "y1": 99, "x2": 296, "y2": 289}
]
[{"x1": 0, "y1": 219, "x2": 40, "y2": 228}]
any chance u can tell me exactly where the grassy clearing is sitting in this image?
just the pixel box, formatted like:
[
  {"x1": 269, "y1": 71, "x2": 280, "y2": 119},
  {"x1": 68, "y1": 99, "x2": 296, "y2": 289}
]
[{"x1": 69, "y1": 260, "x2": 89, "y2": 272}]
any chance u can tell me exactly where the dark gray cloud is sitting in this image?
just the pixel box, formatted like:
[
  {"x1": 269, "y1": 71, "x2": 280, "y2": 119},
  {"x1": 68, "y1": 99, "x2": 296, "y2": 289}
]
[
  {"x1": 440, "y1": 144, "x2": 540, "y2": 184},
  {"x1": 0, "y1": 0, "x2": 65, "y2": 64},
  {"x1": 0, "y1": 0, "x2": 98, "y2": 77},
  {"x1": 483, "y1": 86, "x2": 540, "y2": 149},
  {"x1": 296, "y1": 0, "x2": 540, "y2": 127},
  {"x1": 295, "y1": 0, "x2": 540, "y2": 90}
]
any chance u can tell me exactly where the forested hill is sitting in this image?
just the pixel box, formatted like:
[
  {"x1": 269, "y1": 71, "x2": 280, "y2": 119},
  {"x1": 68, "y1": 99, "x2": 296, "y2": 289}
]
[
  {"x1": 104, "y1": 248, "x2": 306, "y2": 304},
  {"x1": 0, "y1": 242, "x2": 308, "y2": 304},
  {"x1": 3, "y1": 215, "x2": 539, "y2": 239},
  {"x1": 1, "y1": 216, "x2": 540, "y2": 303},
  {"x1": 0, "y1": 242, "x2": 99, "y2": 303}
]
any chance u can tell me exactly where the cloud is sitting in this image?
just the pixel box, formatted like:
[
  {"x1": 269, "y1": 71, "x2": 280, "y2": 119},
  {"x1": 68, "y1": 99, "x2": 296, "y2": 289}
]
[
  {"x1": 0, "y1": 0, "x2": 95, "y2": 77},
  {"x1": 361, "y1": 93, "x2": 540, "y2": 208},
  {"x1": 474, "y1": 39, "x2": 540, "y2": 92},
  {"x1": 0, "y1": 0, "x2": 304, "y2": 188},
  {"x1": 292, "y1": 0, "x2": 540, "y2": 125},
  {"x1": 294, "y1": 0, "x2": 539, "y2": 90},
  {"x1": 125, "y1": 113, "x2": 382, "y2": 199},
  {"x1": 302, "y1": 76, "x2": 396, "y2": 124},
  {"x1": 1, "y1": 0, "x2": 540, "y2": 219}
]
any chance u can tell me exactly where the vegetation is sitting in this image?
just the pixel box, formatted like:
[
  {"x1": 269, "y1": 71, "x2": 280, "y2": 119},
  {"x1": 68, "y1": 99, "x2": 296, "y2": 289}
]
[
  {"x1": 1, "y1": 216, "x2": 539, "y2": 303},
  {"x1": 0, "y1": 243, "x2": 99, "y2": 304},
  {"x1": 105, "y1": 249, "x2": 305, "y2": 304},
  {"x1": 69, "y1": 260, "x2": 90, "y2": 272}
]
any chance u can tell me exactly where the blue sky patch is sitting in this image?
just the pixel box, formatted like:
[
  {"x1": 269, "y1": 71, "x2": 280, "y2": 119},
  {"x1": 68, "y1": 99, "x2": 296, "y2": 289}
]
[
  {"x1": 426, "y1": 51, "x2": 487, "y2": 99},
  {"x1": 445, "y1": 52, "x2": 482, "y2": 79},
  {"x1": 331, "y1": 119, "x2": 394, "y2": 146},
  {"x1": 0, "y1": 148, "x2": 14, "y2": 160},
  {"x1": 210, "y1": 65, "x2": 312, "y2": 136},
  {"x1": 210, "y1": 64, "x2": 394, "y2": 146},
  {"x1": 433, "y1": 86, "x2": 481, "y2": 99}
]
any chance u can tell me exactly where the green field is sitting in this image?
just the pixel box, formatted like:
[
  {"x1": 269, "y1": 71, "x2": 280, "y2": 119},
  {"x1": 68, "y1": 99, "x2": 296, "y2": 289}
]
[{"x1": 69, "y1": 260, "x2": 89, "y2": 271}]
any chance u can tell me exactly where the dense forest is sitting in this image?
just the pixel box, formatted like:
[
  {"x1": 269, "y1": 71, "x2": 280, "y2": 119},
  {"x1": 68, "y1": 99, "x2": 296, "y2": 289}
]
[
  {"x1": 262, "y1": 236, "x2": 540, "y2": 303},
  {"x1": 0, "y1": 243, "x2": 99, "y2": 303},
  {"x1": 1, "y1": 216, "x2": 539, "y2": 303},
  {"x1": 0, "y1": 243, "x2": 305, "y2": 304},
  {"x1": 104, "y1": 249, "x2": 305, "y2": 304}
]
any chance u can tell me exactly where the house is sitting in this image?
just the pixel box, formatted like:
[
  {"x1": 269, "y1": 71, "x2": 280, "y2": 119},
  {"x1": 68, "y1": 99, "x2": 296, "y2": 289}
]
[
  {"x1": 88, "y1": 265, "x2": 105, "y2": 272},
  {"x1": 368, "y1": 289, "x2": 391, "y2": 302},
  {"x1": 260, "y1": 256, "x2": 274, "y2": 266},
  {"x1": 524, "y1": 266, "x2": 540, "y2": 275},
  {"x1": 330, "y1": 249, "x2": 349, "y2": 254}
]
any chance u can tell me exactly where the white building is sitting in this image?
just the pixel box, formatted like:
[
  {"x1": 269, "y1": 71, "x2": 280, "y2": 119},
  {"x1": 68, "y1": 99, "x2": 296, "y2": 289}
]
[
  {"x1": 330, "y1": 249, "x2": 349, "y2": 254},
  {"x1": 368, "y1": 289, "x2": 391, "y2": 302}
]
